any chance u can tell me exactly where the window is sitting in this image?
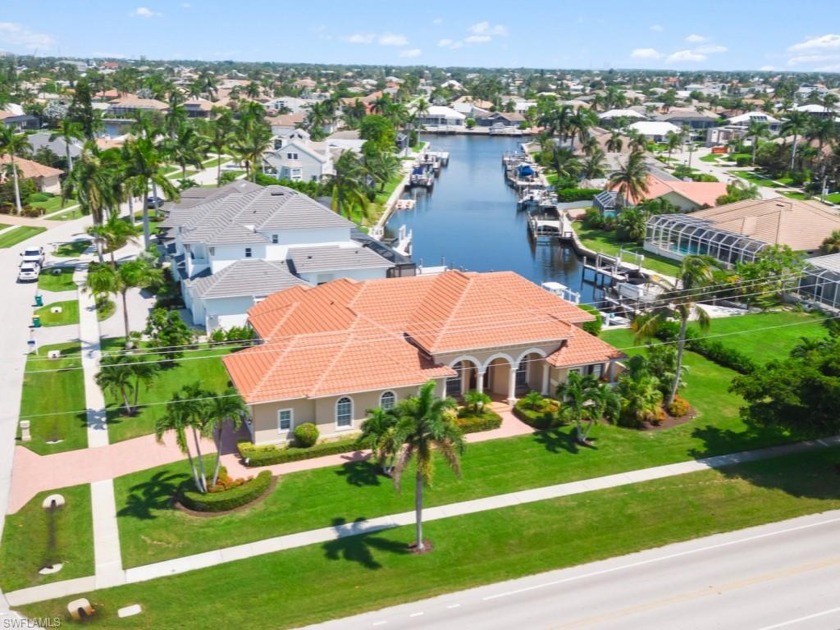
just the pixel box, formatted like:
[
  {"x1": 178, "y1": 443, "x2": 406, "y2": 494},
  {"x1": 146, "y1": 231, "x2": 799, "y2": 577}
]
[
  {"x1": 380, "y1": 391, "x2": 396, "y2": 410},
  {"x1": 245, "y1": 248, "x2": 252, "y2": 258},
  {"x1": 286, "y1": 152, "x2": 299, "y2": 160},
  {"x1": 271, "y1": 234, "x2": 278, "y2": 244},
  {"x1": 208, "y1": 247, "x2": 215, "y2": 256},
  {"x1": 591, "y1": 364, "x2": 604, "y2": 378},
  {"x1": 336, "y1": 397, "x2": 353, "y2": 428},
  {"x1": 277, "y1": 409, "x2": 293, "y2": 433}
]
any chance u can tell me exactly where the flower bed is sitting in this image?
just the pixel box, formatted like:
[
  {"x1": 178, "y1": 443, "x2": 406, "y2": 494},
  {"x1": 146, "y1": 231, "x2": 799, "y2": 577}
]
[
  {"x1": 455, "y1": 409, "x2": 502, "y2": 434},
  {"x1": 179, "y1": 470, "x2": 272, "y2": 512},
  {"x1": 237, "y1": 437, "x2": 360, "y2": 467}
]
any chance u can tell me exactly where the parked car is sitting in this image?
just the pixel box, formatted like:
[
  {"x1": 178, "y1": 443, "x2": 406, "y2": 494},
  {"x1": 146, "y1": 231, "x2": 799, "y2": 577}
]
[
  {"x1": 20, "y1": 246, "x2": 45, "y2": 266},
  {"x1": 17, "y1": 262, "x2": 40, "y2": 283},
  {"x1": 145, "y1": 196, "x2": 165, "y2": 209}
]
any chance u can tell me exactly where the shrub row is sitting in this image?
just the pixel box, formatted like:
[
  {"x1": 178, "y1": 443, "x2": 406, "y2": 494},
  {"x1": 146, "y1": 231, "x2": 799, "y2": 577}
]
[
  {"x1": 454, "y1": 410, "x2": 502, "y2": 434},
  {"x1": 512, "y1": 402, "x2": 558, "y2": 430},
  {"x1": 654, "y1": 323, "x2": 756, "y2": 374},
  {"x1": 555, "y1": 188, "x2": 601, "y2": 203},
  {"x1": 180, "y1": 471, "x2": 271, "y2": 512},
  {"x1": 238, "y1": 437, "x2": 359, "y2": 467}
]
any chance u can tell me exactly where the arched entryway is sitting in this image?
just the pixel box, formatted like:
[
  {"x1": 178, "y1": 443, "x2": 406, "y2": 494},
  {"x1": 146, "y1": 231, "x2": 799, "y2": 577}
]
[
  {"x1": 515, "y1": 350, "x2": 550, "y2": 396},
  {"x1": 446, "y1": 358, "x2": 484, "y2": 399}
]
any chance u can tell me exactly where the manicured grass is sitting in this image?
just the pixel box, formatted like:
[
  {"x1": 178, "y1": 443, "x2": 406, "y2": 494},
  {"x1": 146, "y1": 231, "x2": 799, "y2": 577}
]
[
  {"x1": 734, "y1": 170, "x2": 782, "y2": 188},
  {"x1": 0, "y1": 226, "x2": 46, "y2": 248},
  {"x1": 825, "y1": 192, "x2": 840, "y2": 204},
  {"x1": 0, "y1": 484, "x2": 93, "y2": 592},
  {"x1": 114, "y1": 344, "x2": 798, "y2": 568},
  {"x1": 34, "y1": 300, "x2": 79, "y2": 327},
  {"x1": 17, "y1": 342, "x2": 87, "y2": 455},
  {"x1": 106, "y1": 346, "x2": 234, "y2": 443},
  {"x1": 26, "y1": 447, "x2": 840, "y2": 629},
  {"x1": 575, "y1": 227, "x2": 682, "y2": 277},
  {"x1": 37, "y1": 266, "x2": 77, "y2": 292},
  {"x1": 700, "y1": 153, "x2": 724, "y2": 162},
  {"x1": 49, "y1": 207, "x2": 84, "y2": 221},
  {"x1": 54, "y1": 239, "x2": 92, "y2": 258},
  {"x1": 781, "y1": 191, "x2": 810, "y2": 200},
  {"x1": 29, "y1": 195, "x2": 67, "y2": 214},
  {"x1": 201, "y1": 156, "x2": 224, "y2": 169},
  {"x1": 0, "y1": 222, "x2": 8, "y2": 230}
]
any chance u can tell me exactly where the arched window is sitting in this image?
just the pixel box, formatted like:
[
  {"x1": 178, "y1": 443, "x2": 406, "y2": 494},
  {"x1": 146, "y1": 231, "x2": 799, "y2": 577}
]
[
  {"x1": 336, "y1": 397, "x2": 353, "y2": 428},
  {"x1": 380, "y1": 391, "x2": 396, "y2": 410}
]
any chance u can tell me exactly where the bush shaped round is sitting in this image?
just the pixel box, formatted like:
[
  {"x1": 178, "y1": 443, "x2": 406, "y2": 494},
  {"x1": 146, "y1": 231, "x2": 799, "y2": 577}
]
[{"x1": 293, "y1": 422, "x2": 319, "y2": 448}]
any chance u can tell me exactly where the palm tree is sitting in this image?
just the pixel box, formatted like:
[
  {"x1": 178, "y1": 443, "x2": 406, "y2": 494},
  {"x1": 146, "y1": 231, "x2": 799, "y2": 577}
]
[
  {"x1": 632, "y1": 255, "x2": 717, "y2": 406},
  {"x1": 608, "y1": 150, "x2": 650, "y2": 208},
  {"x1": 155, "y1": 383, "x2": 211, "y2": 494},
  {"x1": 123, "y1": 136, "x2": 178, "y2": 247},
  {"x1": 580, "y1": 149, "x2": 607, "y2": 181},
  {"x1": 88, "y1": 212, "x2": 142, "y2": 266},
  {"x1": 165, "y1": 121, "x2": 205, "y2": 180},
  {"x1": 96, "y1": 354, "x2": 137, "y2": 416},
  {"x1": 746, "y1": 120, "x2": 770, "y2": 166},
  {"x1": 556, "y1": 372, "x2": 618, "y2": 444},
  {"x1": 550, "y1": 146, "x2": 582, "y2": 185},
  {"x1": 805, "y1": 116, "x2": 837, "y2": 154},
  {"x1": 617, "y1": 355, "x2": 663, "y2": 427},
  {"x1": 49, "y1": 118, "x2": 84, "y2": 173},
  {"x1": 568, "y1": 106, "x2": 597, "y2": 153},
  {"x1": 326, "y1": 151, "x2": 369, "y2": 221},
  {"x1": 820, "y1": 230, "x2": 840, "y2": 255},
  {"x1": 228, "y1": 113, "x2": 272, "y2": 182},
  {"x1": 62, "y1": 141, "x2": 111, "y2": 225},
  {"x1": 198, "y1": 111, "x2": 234, "y2": 186},
  {"x1": 391, "y1": 381, "x2": 465, "y2": 552},
  {"x1": 606, "y1": 131, "x2": 624, "y2": 154},
  {"x1": 0, "y1": 126, "x2": 29, "y2": 214},
  {"x1": 363, "y1": 146, "x2": 400, "y2": 192},
  {"x1": 780, "y1": 110, "x2": 809, "y2": 171},
  {"x1": 205, "y1": 387, "x2": 246, "y2": 487},
  {"x1": 665, "y1": 130, "x2": 682, "y2": 162},
  {"x1": 356, "y1": 407, "x2": 399, "y2": 475}
]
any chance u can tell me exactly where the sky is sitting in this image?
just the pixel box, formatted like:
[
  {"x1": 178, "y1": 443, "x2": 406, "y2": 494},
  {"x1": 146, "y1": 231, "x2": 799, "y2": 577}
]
[{"x1": 1, "y1": 0, "x2": 840, "y2": 72}]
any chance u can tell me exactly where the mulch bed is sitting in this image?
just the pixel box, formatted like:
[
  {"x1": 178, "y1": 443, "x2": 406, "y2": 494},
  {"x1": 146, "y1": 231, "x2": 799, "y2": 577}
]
[
  {"x1": 642, "y1": 407, "x2": 698, "y2": 431},
  {"x1": 171, "y1": 475, "x2": 278, "y2": 518},
  {"x1": 408, "y1": 540, "x2": 435, "y2": 555}
]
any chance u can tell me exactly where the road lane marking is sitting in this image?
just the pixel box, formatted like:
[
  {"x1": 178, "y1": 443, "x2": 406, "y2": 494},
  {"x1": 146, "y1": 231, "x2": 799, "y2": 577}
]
[
  {"x1": 447, "y1": 604, "x2": 461, "y2": 609},
  {"x1": 483, "y1": 515, "x2": 840, "y2": 601},
  {"x1": 409, "y1": 612, "x2": 424, "y2": 617},
  {"x1": 756, "y1": 605, "x2": 840, "y2": 630}
]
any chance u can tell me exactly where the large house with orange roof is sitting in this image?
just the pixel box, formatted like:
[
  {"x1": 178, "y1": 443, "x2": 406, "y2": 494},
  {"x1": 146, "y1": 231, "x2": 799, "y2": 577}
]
[
  {"x1": 223, "y1": 270, "x2": 624, "y2": 445},
  {"x1": 596, "y1": 173, "x2": 729, "y2": 216}
]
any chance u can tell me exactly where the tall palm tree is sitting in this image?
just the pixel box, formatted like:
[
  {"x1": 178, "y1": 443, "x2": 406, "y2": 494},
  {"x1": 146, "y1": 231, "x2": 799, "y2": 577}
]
[
  {"x1": 665, "y1": 130, "x2": 682, "y2": 162},
  {"x1": 608, "y1": 150, "x2": 650, "y2": 208},
  {"x1": 62, "y1": 141, "x2": 111, "y2": 225},
  {"x1": 165, "y1": 121, "x2": 205, "y2": 181},
  {"x1": 746, "y1": 120, "x2": 770, "y2": 166},
  {"x1": 49, "y1": 118, "x2": 84, "y2": 173},
  {"x1": 198, "y1": 111, "x2": 234, "y2": 186},
  {"x1": 550, "y1": 146, "x2": 582, "y2": 185},
  {"x1": 391, "y1": 381, "x2": 464, "y2": 552},
  {"x1": 229, "y1": 112, "x2": 272, "y2": 182},
  {"x1": 326, "y1": 151, "x2": 369, "y2": 221},
  {"x1": 632, "y1": 255, "x2": 717, "y2": 406},
  {"x1": 568, "y1": 106, "x2": 597, "y2": 153},
  {"x1": 780, "y1": 110, "x2": 809, "y2": 171},
  {"x1": 0, "y1": 126, "x2": 28, "y2": 214},
  {"x1": 580, "y1": 149, "x2": 607, "y2": 181},
  {"x1": 96, "y1": 354, "x2": 137, "y2": 416},
  {"x1": 123, "y1": 136, "x2": 178, "y2": 247},
  {"x1": 87, "y1": 212, "x2": 142, "y2": 266},
  {"x1": 820, "y1": 230, "x2": 840, "y2": 255},
  {"x1": 205, "y1": 387, "x2": 246, "y2": 487},
  {"x1": 606, "y1": 131, "x2": 624, "y2": 154},
  {"x1": 155, "y1": 383, "x2": 210, "y2": 494},
  {"x1": 805, "y1": 116, "x2": 837, "y2": 154}
]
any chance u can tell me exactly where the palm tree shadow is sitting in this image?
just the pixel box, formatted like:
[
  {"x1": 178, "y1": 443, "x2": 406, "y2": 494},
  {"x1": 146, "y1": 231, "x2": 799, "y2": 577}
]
[
  {"x1": 334, "y1": 459, "x2": 382, "y2": 487},
  {"x1": 117, "y1": 470, "x2": 189, "y2": 520},
  {"x1": 688, "y1": 424, "x2": 791, "y2": 460},
  {"x1": 322, "y1": 518, "x2": 409, "y2": 569},
  {"x1": 533, "y1": 428, "x2": 582, "y2": 454}
]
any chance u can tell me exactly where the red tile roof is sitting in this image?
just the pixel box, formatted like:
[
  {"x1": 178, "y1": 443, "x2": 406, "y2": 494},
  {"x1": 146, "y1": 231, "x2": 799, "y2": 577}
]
[{"x1": 546, "y1": 328, "x2": 625, "y2": 368}]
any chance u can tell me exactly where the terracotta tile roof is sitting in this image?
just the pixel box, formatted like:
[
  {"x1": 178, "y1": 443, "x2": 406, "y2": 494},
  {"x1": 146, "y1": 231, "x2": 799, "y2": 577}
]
[
  {"x1": 108, "y1": 96, "x2": 169, "y2": 110},
  {"x1": 691, "y1": 197, "x2": 840, "y2": 251},
  {"x1": 546, "y1": 327, "x2": 626, "y2": 368},
  {"x1": 226, "y1": 271, "x2": 612, "y2": 404},
  {"x1": 612, "y1": 174, "x2": 728, "y2": 208},
  {"x1": 0, "y1": 155, "x2": 63, "y2": 179}
]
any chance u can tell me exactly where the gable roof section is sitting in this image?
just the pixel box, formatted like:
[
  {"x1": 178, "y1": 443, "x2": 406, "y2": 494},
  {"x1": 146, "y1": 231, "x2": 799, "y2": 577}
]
[
  {"x1": 611, "y1": 174, "x2": 727, "y2": 208},
  {"x1": 186, "y1": 259, "x2": 308, "y2": 299},
  {"x1": 546, "y1": 327, "x2": 625, "y2": 368},
  {"x1": 0, "y1": 155, "x2": 63, "y2": 179},
  {"x1": 690, "y1": 198, "x2": 840, "y2": 251},
  {"x1": 287, "y1": 245, "x2": 393, "y2": 274}
]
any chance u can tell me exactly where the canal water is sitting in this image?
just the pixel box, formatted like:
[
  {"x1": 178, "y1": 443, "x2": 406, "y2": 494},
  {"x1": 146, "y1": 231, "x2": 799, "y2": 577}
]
[{"x1": 385, "y1": 134, "x2": 598, "y2": 304}]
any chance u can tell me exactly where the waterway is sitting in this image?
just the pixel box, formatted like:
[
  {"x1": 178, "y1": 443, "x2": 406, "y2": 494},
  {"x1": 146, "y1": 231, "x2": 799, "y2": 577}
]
[{"x1": 385, "y1": 134, "x2": 599, "y2": 304}]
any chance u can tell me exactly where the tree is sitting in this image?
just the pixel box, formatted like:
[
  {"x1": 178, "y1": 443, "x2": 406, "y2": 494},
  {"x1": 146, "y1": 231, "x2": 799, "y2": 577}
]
[
  {"x1": 96, "y1": 353, "x2": 137, "y2": 416},
  {"x1": 732, "y1": 245, "x2": 804, "y2": 308},
  {"x1": 746, "y1": 120, "x2": 770, "y2": 166},
  {"x1": 326, "y1": 151, "x2": 369, "y2": 221},
  {"x1": 68, "y1": 79, "x2": 98, "y2": 140},
  {"x1": 145, "y1": 307, "x2": 194, "y2": 363},
  {"x1": 780, "y1": 110, "x2": 809, "y2": 171},
  {"x1": 820, "y1": 230, "x2": 840, "y2": 255},
  {"x1": 0, "y1": 126, "x2": 28, "y2": 214},
  {"x1": 49, "y1": 119, "x2": 84, "y2": 173},
  {"x1": 362, "y1": 143, "x2": 400, "y2": 192},
  {"x1": 606, "y1": 131, "x2": 624, "y2": 154},
  {"x1": 549, "y1": 146, "x2": 582, "y2": 186},
  {"x1": 608, "y1": 150, "x2": 649, "y2": 208},
  {"x1": 198, "y1": 111, "x2": 234, "y2": 186},
  {"x1": 463, "y1": 390, "x2": 491, "y2": 414},
  {"x1": 228, "y1": 110, "x2": 272, "y2": 182},
  {"x1": 580, "y1": 149, "x2": 607, "y2": 181},
  {"x1": 356, "y1": 407, "x2": 399, "y2": 475},
  {"x1": 616, "y1": 355, "x2": 663, "y2": 427},
  {"x1": 632, "y1": 255, "x2": 717, "y2": 406},
  {"x1": 391, "y1": 381, "x2": 464, "y2": 552},
  {"x1": 206, "y1": 387, "x2": 246, "y2": 487},
  {"x1": 62, "y1": 141, "x2": 111, "y2": 225},
  {"x1": 123, "y1": 136, "x2": 179, "y2": 247},
  {"x1": 665, "y1": 130, "x2": 682, "y2": 162},
  {"x1": 568, "y1": 106, "x2": 597, "y2": 153},
  {"x1": 165, "y1": 121, "x2": 205, "y2": 180},
  {"x1": 556, "y1": 372, "x2": 618, "y2": 444},
  {"x1": 155, "y1": 383, "x2": 211, "y2": 493},
  {"x1": 716, "y1": 180, "x2": 759, "y2": 206},
  {"x1": 359, "y1": 115, "x2": 397, "y2": 153},
  {"x1": 88, "y1": 212, "x2": 142, "y2": 266}
]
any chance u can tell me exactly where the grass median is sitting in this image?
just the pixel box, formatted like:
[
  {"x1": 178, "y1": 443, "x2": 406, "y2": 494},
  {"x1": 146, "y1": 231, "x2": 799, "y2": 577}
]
[
  {"x1": 22, "y1": 446, "x2": 840, "y2": 629},
  {"x1": 0, "y1": 226, "x2": 46, "y2": 248}
]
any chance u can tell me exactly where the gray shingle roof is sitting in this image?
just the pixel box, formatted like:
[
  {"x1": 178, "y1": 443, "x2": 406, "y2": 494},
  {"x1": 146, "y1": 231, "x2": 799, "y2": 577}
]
[
  {"x1": 287, "y1": 245, "x2": 393, "y2": 273},
  {"x1": 186, "y1": 259, "x2": 307, "y2": 299},
  {"x1": 162, "y1": 183, "x2": 352, "y2": 245}
]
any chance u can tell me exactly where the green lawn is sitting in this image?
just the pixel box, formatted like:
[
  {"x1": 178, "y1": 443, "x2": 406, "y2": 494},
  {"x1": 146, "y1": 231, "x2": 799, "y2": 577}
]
[
  {"x1": 29, "y1": 195, "x2": 68, "y2": 214},
  {"x1": 700, "y1": 153, "x2": 725, "y2": 163},
  {"x1": 0, "y1": 484, "x2": 93, "y2": 592},
  {"x1": 34, "y1": 300, "x2": 79, "y2": 327},
  {"x1": 0, "y1": 226, "x2": 47, "y2": 248},
  {"x1": 575, "y1": 227, "x2": 682, "y2": 277},
  {"x1": 49, "y1": 207, "x2": 84, "y2": 221},
  {"x1": 106, "y1": 346, "x2": 234, "y2": 443},
  {"x1": 114, "y1": 341, "x2": 799, "y2": 569},
  {"x1": 17, "y1": 343, "x2": 87, "y2": 455},
  {"x1": 0, "y1": 222, "x2": 8, "y2": 230},
  {"x1": 781, "y1": 191, "x2": 810, "y2": 200},
  {"x1": 201, "y1": 156, "x2": 224, "y2": 169},
  {"x1": 825, "y1": 192, "x2": 840, "y2": 204},
  {"x1": 37, "y1": 266, "x2": 77, "y2": 292},
  {"x1": 54, "y1": 239, "x2": 92, "y2": 258},
  {"x1": 25, "y1": 447, "x2": 840, "y2": 629},
  {"x1": 734, "y1": 170, "x2": 782, "y2": 188}
]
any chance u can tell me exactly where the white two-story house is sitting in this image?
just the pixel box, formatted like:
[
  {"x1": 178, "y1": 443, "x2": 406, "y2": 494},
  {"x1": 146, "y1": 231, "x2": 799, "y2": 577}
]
[
  {"x1": 160, "y1": 181, "x2": 403, "y2": 331},
  {"x1": 262, "y1": 129, "x2": 333, "y2": 182}
]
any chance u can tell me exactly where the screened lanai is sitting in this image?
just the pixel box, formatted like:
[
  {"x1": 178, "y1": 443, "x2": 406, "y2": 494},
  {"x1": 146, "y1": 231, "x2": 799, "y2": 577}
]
[
  {"x1": 644, "y1": 214, "x2": 768, "y2": 267},
  {"x1": 797, "y1": 254, "x2": 840, "y2": 311}
]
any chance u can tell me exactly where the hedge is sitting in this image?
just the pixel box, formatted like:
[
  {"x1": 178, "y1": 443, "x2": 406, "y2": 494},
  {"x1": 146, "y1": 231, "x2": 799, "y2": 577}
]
[
  {"x1": 238, "y1": 437, "x2": 359, "y2": 467},
  {"x1": 555, "y1": 188, "x2": 601, "y2": 203},
  {"x1": 512, "y1": 402, "x2": 557, "y2": 430},
  {"x1": 654, "y1": 323, "x2": 756, "y2": 374},
  {"x1": 180, "y1": 471, "x2": 272, "y2": 512},
  {"x1": 454, "y1": 410, "x2": 502, "y2": 434}
]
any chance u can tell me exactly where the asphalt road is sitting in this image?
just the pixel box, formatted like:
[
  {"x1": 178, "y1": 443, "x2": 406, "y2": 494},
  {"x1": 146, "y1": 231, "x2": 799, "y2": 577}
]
[{"x1": 305, "y1": 510, "x2": 840, "y2": 630}]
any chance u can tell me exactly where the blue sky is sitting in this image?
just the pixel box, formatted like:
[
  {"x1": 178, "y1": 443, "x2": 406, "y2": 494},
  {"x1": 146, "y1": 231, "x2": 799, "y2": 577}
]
[{"x1": 1, "y1": 0, "x2": 840, "y2": 72}]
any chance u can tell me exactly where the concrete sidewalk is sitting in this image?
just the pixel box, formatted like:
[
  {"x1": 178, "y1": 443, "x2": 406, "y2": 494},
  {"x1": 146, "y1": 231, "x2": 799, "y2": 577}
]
[{"x1": 6, "y1": 434, "x2": 840, "y2": 607}]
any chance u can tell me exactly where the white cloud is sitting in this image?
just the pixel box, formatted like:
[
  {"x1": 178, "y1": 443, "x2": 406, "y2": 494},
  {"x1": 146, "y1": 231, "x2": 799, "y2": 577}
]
[
  {"x1": 695, "y1": 44, "x2": 727, "y2": 54},
  {"x1": 630, "y1": 48, "x2": 662, "y2": 60},
  {"x1": 788, "y1": 33, "x2": 840, "y2": 51},
  {"x1": 650, "y1": 24, "x2": 664, "y2": 32},
  {"x1": 788, "y1": 53, "x2": 837, "y2": 66},
  {"x1": 132, "y1": 7, "x2": 161, "y2": 18},
  {"x1": 399, "y1": 48, "x2": 422, "y2": 58},
  {"x1": 378, "y1": 33, "x2": 408, "y2": 46},
  {"x1": 464, "y1": 35, "x2": 492, "y2": 44},
  {"x1": 667, "y1": 49, "x2": 707, "y2": 63},
  {"x1": 0, "y1": 22, "x2": 55, "y2": 51},
  {"x1": 759, "y1": 65, "x2": 775, "y2": 71},
  {"x1": 437, "y1": 38, "x2": 454, "y2": 47},
  {"x1": 685, "y1": 34, "x2": 707, "y2": 43},
  {"x1": 344, "y1": 33, "x2": 375, "y2": 44},
  {"x1": 468, "y1": 21, "x2": 508, "y2": 36},
  {"x1": 432, "y1": 17, "x2": 443, "y2": 24}
]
